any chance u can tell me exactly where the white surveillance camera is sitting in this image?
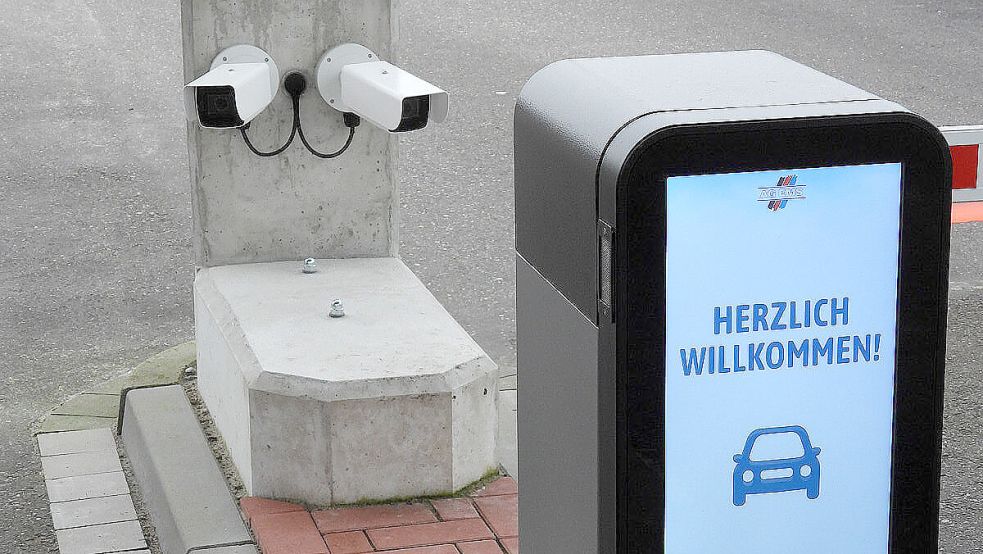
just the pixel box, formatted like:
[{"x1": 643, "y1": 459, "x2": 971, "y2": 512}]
[
  {"x1": 316, "y1": 44, "x2": 448, "y2": 133},
  {"x1": 184, "y1": 45, "x2": 280, "y2": 129}
]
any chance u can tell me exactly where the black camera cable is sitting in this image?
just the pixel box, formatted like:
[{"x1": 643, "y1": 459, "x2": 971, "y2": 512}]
[
  {"x1": 239, "y1": 85, "x2": 299, "y2": 156},
  {"x1": 239, "y1": 72, "x2": 358, "y2": 158},
  {"x1": 298, "y1": 112, "x2": 359, "y2": 158}
]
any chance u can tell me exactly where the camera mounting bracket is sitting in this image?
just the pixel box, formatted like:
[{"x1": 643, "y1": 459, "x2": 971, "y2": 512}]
[
  {"x1": 211, "y1": 45, "x2": 280, "y2": 97},
  {"x1": 316, "y1": 43, "x2": 378, "y2": 113}
]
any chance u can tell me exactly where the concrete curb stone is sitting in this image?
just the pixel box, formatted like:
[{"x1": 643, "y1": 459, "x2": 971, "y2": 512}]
[{"x1": 121, "y1": 384, "x2": 254, "y2": 554}]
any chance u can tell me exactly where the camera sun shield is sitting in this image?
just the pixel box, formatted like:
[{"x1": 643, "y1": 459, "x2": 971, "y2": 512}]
[
  {"x1": 316, "y1": 44, "x2": 448, "y2": 134},
  {"x1": 339, "y1": 61, "x2": 448, "y2": 132}
]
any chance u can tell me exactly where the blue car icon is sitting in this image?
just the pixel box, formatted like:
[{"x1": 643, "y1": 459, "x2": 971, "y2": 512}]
[{"x1": 733, "y1": 425, "x2": 821, "y2": 506}]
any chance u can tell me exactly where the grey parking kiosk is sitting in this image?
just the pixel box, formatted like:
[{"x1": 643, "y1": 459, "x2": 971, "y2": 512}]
[{"x1": 515, "y1": 51, "x2": 950, "y2": 553}]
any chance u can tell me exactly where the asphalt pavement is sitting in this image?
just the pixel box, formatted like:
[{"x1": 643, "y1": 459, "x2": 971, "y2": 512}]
[{"x1": 2, "y1": 0, "x2": 982, "y2": 551}]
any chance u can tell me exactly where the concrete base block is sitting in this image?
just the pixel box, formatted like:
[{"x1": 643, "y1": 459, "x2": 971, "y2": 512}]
[{"x1": 194, "y1": 258, "x2": 499, "y2": 505}]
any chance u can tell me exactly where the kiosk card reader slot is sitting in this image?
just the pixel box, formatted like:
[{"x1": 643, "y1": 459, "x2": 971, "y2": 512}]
[{"x1": 515, "y1": 50, "x2": 950, "y2": 554}]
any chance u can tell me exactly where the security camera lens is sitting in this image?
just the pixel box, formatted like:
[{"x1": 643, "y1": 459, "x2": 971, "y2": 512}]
[
  {"x1": 403, "y1": 98, "x2": 422, "y2": 118},
  {"x1": 196, "y1": 86, "x2": 243, "y2": 128},
  {"x1": 394, "y1": 95, "x2": 431, "y2": 132}
]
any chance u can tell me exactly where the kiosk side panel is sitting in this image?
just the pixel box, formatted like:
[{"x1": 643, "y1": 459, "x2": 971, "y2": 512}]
[
  {"x1": 516, "y1": 256, "x2": 601, "y2": 553},
  {"x1": 514, "y1": 65, "x2": 612, "y2": 322}
]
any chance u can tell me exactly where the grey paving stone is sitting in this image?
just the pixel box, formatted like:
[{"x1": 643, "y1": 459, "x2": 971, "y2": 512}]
[
  {"x1": 41, "y1": 450, "x2": 123, "y2": 480},
  {"x1": 51, "y1": 393, "x2": 121, "y2": 418},
  {"x1": 55, "y1": 520, "x2": 146, "y2": 554},
  {"x1": 40, "y1": 414, "x2": 117, "y2": 433},
  {"x1": 193, "y1": 545, "x2": 259, "y2": 553},
  {"x1": 499, "y1": 374, "x2": 518, "y2": 391},
  {"x1": 497, "y1": 389, "x2": 518, "y2": 479},
  {"x1": 498, "y1": 364, "x2": 518, "y2": 378},
  {"x1": 91, "y1": 341, "x2": 195, "y2": 395},
  {"x1": 50, "y1": 494, "x2": 137, "y2": 530},
  {"x1": 122, "y1": 385, "x2": 251, "y2": 554},
  {"x1": 38, "y1": 428, "x2": 118, "y2": 457},
  {"x1": 45, "y1": 471, "x2": 130, "y2": 503}
]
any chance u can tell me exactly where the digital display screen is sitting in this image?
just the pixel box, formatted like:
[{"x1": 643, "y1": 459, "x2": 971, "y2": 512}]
[{"x1": 663, "y1": 163, "x2": 903, "y2": 553}]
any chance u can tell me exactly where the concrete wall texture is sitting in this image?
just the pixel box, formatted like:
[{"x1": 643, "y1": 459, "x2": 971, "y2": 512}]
[{"x1": 181, "y1": 0, "x2": 399, "y2": 267}]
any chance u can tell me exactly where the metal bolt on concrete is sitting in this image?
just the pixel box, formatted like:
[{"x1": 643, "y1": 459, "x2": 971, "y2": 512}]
[{"x1": 39, "y1": 428, "x2": 147, "y2": 553}]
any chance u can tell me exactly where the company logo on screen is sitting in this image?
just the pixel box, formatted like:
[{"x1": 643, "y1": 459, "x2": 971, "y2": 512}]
[{"x1": 757, "y1": 175, "x2": 806, "y2": 211}]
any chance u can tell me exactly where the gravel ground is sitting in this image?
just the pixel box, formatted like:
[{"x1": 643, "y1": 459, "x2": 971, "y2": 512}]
[
  {"x1": 116, "y1": 433, "x2": 161, "y2": 554},
  {"x1": 180, "y1": 367, "x2": 248, "y2": 505}
]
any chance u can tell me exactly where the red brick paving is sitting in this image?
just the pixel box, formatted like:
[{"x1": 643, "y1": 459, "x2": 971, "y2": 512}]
[
  {"x1": 367, "y1": 519, "x2": 494, "y2": 550},
  {"x1": 383, "y1": 546, "x2": 460, "y2": 553},
  {"x1": 473, "y1": 495, "x2": 518, "y2": 538},
  {"x1": 470, "y1": 477, "x2": 517, "y2": 497},
  {"x1": 456, "y1": 539, "x2": 505, "y2": 553},
  {"x1": 251, "y1": 511, "x2": 329, "y2": 554},
  {"x1": 239, "y1": 496, "x2": 306, "y2": 524},
  {"x1": 242, "y1": 477, "x2": 518, "y2": 553},
  {"x1": 324, "y1": 530, "x2": 374, "y2": 553},
  {"x1": 431, "y1": 497, "x2": 480, "y2": 521},
  {"x1": 313, "y1": 503, "x2": 437, "y2": 534}
]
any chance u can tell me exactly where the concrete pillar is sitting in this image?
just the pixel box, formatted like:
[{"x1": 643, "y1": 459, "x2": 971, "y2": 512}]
[
  {"x1": 181, "y1": 0, "x2": 398, "y2": 267},
  {"x1": 181, "y1": 0, "x2": 500, "y2": 506}
]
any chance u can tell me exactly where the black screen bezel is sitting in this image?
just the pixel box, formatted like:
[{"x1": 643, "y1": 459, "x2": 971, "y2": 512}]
[{"x1": 615, "y1": 114, "x2": 951, "y2": 553}]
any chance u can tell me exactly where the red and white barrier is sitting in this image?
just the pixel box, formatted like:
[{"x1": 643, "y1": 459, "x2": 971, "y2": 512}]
[{"x1": 940, "y1": 125, "x2": 983, "y2": 202}]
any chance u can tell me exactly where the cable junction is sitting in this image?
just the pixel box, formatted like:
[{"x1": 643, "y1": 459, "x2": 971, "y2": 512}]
[{"x1": 239, "y1": 72, "x2": 358, "y2": 159}]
